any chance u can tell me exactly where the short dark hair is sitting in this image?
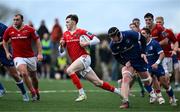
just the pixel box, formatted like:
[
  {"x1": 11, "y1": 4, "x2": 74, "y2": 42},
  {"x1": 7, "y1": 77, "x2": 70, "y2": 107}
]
[
  {"x1": 132, "y1": 18, "x2": 140, "y2": 22},
  {"x1": 108, "y1": 27, "x2": 120, "y2": 37},
  {"x1": 129, "y1": 23, "x2": 137, "y2": 27},
  {"x1": 144, "y1": 13, "x2": 154, "y2": 19},
  {"x1": 15, "y1": 14, "x2": 24, "y2": 20},
  {"x1": 141, "y1": 27, "x2": 151, "y2": 34},
  {"x1": 66, "y1": 14, "x2": 78, "y2": 24}
]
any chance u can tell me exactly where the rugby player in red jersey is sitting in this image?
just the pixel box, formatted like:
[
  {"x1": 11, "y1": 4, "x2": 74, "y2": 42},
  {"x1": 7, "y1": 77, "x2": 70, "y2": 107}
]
[
  {"x1": 0, "y1": 22, "x2": 29, "y2": 101},
  {"x1": 3, "y1": 14, "x2": 43, "y2": 101},
  {"x1": 155, "y1": 16, "x2": 178, "y2": 78},
  {"x1": 144, "y1": 13, "x2": 168, "y2": 45},
  {"x1": 59, "y1": 14, "x2": 121, "y2": 102}
]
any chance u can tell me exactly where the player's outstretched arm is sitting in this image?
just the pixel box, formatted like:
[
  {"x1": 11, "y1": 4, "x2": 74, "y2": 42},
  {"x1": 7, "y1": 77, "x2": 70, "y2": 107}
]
[
  {"x1": 89, "y1": 36, "x2": 100, "y2": 46},
  {"x1": 2, "y1": 40, "x2": 12, "y2": 60},
  {"x1": 35, "y1": 39, "x2": 43, "y2": 61}
]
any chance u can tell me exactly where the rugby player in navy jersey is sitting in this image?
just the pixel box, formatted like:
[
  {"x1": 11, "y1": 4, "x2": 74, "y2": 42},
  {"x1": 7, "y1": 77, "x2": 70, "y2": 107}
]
[
  {"x1": 141, "y1": 27, "x2": 177, "y2": 106},
  {"x1": 108, "y1": 27, "x2": 156, "y2": 109}
]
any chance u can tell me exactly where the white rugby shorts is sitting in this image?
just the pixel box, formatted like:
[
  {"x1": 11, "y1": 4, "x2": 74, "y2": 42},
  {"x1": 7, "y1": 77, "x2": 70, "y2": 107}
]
[
  {"x1": 14, "y1": 57, "x2": 37, "y2": 71},
  {"x1": 162, "y1": 57, "x2": 173, "y2": 76},
  {"x1": 78, "y1": 55, "x2": 92, "y2": 77}
]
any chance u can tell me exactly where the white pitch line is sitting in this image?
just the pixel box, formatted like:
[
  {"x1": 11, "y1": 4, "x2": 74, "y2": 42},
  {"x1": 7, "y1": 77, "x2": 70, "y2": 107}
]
[{"x1": 4, "y1": 89, "x2": 180, "y2": 94}]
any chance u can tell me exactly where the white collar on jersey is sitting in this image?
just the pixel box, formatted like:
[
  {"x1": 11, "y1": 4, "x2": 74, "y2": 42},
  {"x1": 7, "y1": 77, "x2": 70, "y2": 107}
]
[{"x1": 146, "y1": 38, "x2": 152, "y2": 46}]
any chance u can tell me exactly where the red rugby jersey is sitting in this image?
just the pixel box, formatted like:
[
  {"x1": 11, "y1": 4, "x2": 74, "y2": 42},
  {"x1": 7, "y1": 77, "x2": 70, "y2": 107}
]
[
  {"x1": 3, "y1": 25, "x2": 39, "y2": 58},
  {"x1": 62, "y1": 28, "x2": 94, "y2": 62}
]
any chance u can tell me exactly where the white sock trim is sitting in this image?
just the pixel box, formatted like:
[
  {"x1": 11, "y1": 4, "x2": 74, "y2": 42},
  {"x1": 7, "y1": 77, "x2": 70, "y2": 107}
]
[{"x1": 16, "y1": 80, "x2": 23, "y2": 84}]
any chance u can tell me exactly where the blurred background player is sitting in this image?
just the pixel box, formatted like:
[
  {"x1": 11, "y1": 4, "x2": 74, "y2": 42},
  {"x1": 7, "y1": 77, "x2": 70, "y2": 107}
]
[
  {"x1": 142, "y1": 27, "x2": 177, "y2": 106},
  {"x1": 0, "y1": 22, "x2": 29, "y2": 101},
  {"x1": 99, "y1": 40, "x2": 112, "y2": 81},
  {"x1": 41, "y1": 33, "x2": 52, "y2": 79},
  {"x1": 0, "y1": 82, "x2": 5, "y2": 97},
  {"x1": 132, "y1": 18, "x2": 141, "y2": 32},
  {"x1": 3, "y1": 14, "x2": 43, "y2": 101},
  {"x1": 59, "y1": 14, "x2": 121, "y2": 102},
  {"x1": 108, "y1": 27, "x2": 156, "y2": 109}
]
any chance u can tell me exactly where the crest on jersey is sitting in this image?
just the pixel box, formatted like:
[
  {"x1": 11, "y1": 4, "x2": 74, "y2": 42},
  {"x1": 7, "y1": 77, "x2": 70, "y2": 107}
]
[
  {"x1": 149, "y1": 46, "x2": 153, "y2": 50},
  {"x1": 162, "y1": 31, "x2": 168, "y2": 38},
  {"x1": 75, "y1": 34, "x2": 80, "y2": 38},
  {"x1": 11, "y1": 32, "x2": 14, "y2": 34}
]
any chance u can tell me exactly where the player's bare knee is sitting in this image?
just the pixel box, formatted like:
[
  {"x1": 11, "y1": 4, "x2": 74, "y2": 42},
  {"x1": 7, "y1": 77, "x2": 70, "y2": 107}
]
[
  {"x1": 20, "y1": 71, "x2": 28, "y2": 77},
  {"x1": 123, "y1": 74, "x2": 131, "y2": 82},
  {"x1": 159, "y1": 77, "x2": 169, "y2": 89},
  {"x1": 93, "y1": 80, "x2": 103, "y2": 87},
  {"x1": 122, "y1": 71, "x2": 133, "y2": 83}
]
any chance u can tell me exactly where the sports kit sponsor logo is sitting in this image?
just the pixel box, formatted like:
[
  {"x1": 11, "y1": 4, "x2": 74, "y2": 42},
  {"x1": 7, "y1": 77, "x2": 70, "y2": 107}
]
[{"x1": 12, "y1": 36, "x2": 28, "y2": 39}]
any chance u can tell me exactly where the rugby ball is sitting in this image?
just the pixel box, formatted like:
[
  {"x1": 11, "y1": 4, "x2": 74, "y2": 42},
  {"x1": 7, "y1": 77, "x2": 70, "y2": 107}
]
[{"x1": 79, "y1": 35, "x2": 90, "y2": 43}]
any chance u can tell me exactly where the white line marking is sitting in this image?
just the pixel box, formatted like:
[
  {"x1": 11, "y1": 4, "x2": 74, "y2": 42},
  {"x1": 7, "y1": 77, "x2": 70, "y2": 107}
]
[{"x1": 4, "y1": 89, "x2": 180, "y2": 94}]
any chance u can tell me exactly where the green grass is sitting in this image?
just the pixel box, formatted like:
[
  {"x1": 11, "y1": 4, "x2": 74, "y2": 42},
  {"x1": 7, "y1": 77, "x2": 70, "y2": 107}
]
[{"x1": 0, "y1": 79, "x2": 179, "y2": 112}]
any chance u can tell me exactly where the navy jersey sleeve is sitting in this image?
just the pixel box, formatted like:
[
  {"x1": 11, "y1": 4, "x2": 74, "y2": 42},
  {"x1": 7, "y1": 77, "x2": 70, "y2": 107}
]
[
  {"x1": 139, "y1": 34, "x2": 146, "y2": 54},
  {"x1": 0, "y1": 23, "x2": 8, "y2": 42},
  {"x1": 109, "y1": 42, "x2": 126, "y2": 65},
  {"x1": 153, "y1": 40, "x2": 163, "y2": 54},
  {"x1": 124, "y1": 30, "x2": 139, "y2": 41},
  {"x1": 126, "y1": 31, "x2": 146, "y2": 54}
]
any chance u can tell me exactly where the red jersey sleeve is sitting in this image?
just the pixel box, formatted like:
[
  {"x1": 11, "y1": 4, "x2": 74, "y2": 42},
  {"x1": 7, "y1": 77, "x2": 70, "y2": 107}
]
[
  {"x1": 165, "y1": 29, "x2": 177, "y2": 43},
  {"x1": 177, "y1": 33, "x2": 180, "y2": 42},
  {"x1": 62, "y1": 31, "x2": 68, "y2": 47},
  {"x1": 3, "y1": 28, "x2": 10, "y2": 42},
  {"x1": 157, "y1": 24, "x2": 169, "y2": 39},
  {"x1": 30, "y1": 27, "x2": 39, "y2": 40}
]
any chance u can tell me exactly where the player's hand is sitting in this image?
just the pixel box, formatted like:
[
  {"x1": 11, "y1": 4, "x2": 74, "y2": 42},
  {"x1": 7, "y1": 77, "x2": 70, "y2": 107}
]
[
  {"x1": 80, "y1": 41, "x2": 90, "y2": 47},
  {"x1": 6, "y1": 52, "x2": 12, "y2": 60},
  {"x1": 141, "y1": 54, "x2": 148, "y2": 63},
  {"x1": 37, "y1": 54, "x2": 43, "y2": 61},
  {"x1": 151, "y1": 63, "x2": 158, "y2": 69},
  {"x1": 171, "y1": 50, "x2": 177, "y2": 56},
  {"x1": 60, "y1": 40, "x2": 65, "y2": 47}
]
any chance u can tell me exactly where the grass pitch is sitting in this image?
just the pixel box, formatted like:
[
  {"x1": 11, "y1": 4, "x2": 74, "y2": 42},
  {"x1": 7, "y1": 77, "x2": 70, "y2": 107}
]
[{"x1": 0, "y1": 79, "x2": 179, "y2": 112}]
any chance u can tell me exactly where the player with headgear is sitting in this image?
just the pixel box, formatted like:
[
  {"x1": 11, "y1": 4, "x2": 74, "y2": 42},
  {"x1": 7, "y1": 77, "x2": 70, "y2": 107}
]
[{"x1": 108, "y1": 27, "x2": 156, "y2": 109}]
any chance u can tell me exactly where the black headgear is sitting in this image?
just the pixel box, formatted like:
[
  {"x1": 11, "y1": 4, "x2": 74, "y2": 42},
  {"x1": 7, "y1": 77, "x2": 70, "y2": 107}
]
[{"x1": 108, "y1": 27, "x2": 120, "y2": 37}]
